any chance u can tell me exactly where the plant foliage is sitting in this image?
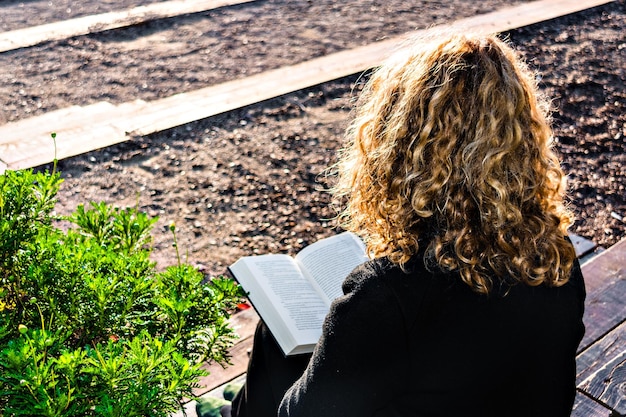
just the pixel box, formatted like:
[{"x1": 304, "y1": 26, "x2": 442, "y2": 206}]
[{"x1": 0, "y1": 168, "x2": 244, "y2": 416}]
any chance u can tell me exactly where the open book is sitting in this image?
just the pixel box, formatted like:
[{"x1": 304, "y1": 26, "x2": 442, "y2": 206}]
[{"x1": 228, "y1": 232, "x2": 368, "y2": 356}]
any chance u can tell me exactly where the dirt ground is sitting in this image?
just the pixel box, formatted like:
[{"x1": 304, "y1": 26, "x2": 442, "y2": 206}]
[{"x1": 0, "y1": 0, "x2": 624, "y2": 275}]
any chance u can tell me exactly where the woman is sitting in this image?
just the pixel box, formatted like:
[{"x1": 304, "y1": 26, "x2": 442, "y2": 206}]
[{"x1": 223, "y1": 31, "x2": 585, "y2": 417}]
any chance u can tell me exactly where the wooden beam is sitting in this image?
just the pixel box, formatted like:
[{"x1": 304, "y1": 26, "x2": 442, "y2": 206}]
[
  {"x1": 581, "y1": 237, "x2": 626, "y2": 295},
  {"x1": 0, "y1": 101, "x2": 146, "y2": 172},
  {"x1": 579, "y1": 238, "x2": 626, "y2": 352},
  {"x1": 0, "y1": 0, "x2": 255, "y2": 53},
  {"x1": 577, "y1": 320, "x2": 626, "y2": 417},
  {"x1": 0, "y1": 0, "x2": 615, "y2": 172},
  {"x1": 571, "y1": 392, "x2": 614, "y2": 417},
  {"x1": 577, "y1": 321, "x2": 626, "y2": 415}
]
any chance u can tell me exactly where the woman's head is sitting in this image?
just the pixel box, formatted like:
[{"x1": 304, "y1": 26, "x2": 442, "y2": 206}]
[{"x1": 333, "y1": 31, "x2": 575, "y2": 294}]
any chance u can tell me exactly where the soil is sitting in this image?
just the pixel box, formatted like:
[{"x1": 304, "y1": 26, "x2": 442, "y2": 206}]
[{"x1": 0, "y1": 0, "x2": 624, "y2": 276}]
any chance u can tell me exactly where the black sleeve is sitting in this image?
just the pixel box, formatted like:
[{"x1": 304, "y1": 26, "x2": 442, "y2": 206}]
[{"x1": 278, "y1": 260, "x2": 410, "y2": 417}]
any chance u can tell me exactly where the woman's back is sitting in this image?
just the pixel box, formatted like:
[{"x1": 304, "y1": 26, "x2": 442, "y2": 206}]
[
  {"x1": 279, "y1": 254, "x2": 585, "y2": 417},
  {"x1": 380, "y1": 256, "x2": 584, "y2": 416}
]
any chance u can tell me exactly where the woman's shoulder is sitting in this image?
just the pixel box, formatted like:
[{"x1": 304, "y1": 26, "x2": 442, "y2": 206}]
[
  {"x1": 341, "y1": 256, "x2": 408, "y2": 293},
  {"x1": 340, "y1": 255, "x2": 445, "y2": 310}
]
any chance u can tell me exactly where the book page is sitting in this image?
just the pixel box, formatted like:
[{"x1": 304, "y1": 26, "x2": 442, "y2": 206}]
[
  {"x1": 232, "y1": 255, "x2": 329, "y2": 349},
  {"x1": 295, "y1": 232, "x2": 368, "y2": 304}
]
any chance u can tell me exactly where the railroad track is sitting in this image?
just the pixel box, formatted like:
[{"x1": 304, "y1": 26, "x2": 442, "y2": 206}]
[{"x1": 0, "y1": 0, "x2": 615, "y2": 173}]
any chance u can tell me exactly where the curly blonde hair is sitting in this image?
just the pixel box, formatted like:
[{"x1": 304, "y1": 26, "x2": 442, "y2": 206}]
[{"x1": 333, "y1": 31, "x2": 576, "y2": 294}]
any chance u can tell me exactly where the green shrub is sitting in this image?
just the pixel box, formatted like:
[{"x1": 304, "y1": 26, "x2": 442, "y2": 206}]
[{"x1": 0, "y1": 168, "x2": 244, "y2": 416}]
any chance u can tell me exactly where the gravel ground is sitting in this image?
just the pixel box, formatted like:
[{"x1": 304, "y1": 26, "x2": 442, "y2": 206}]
[{"x1": 0, "y1": 0, "x2": 623, "y2": 274}]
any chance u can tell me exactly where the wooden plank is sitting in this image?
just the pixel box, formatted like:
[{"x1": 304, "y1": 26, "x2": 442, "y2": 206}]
[
  {"x1": 578, "y1": 321, "x2": 626, "y2": 382},
  {"x1": 571, "y1": 392, "x2": 614, "y2": 417},
  {"x1": 196, "y1": 307, "x2": 258, "y2": 395},
  {"x1": 576, "y1": 321, "x2": 626, "y2": 414},
  {"x1": 0, "y1": 0, "x2": 255, "y2": 53},
  {"x1": 582, "y1": 295, "x2": 626, "y2": 350},
  {"x1": 0, "y1": 101, "x2": 146, "y2": 172},
  {"x1": 578, "y1": 349, "x2": 626, "y2": 414},
  {"x1": 582, "y1": 237, "x2": 626, "y2": 295},
  {"x1": 577, "y1": 322, "x2": 626, "y2": 416},
  {"x1": 0, "y1": 0, "x2": 616, "y2": 171},
  {"x1": 578, "y1": 240, "x2": 626, "y2": 352}
]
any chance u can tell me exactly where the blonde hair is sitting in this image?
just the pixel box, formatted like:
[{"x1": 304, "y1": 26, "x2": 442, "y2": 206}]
[{"x1": 333, "y1": 31, "x2": 575, "y2": 294}]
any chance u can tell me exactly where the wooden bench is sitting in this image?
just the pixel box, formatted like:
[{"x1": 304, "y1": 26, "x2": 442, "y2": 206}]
[{"x1": 174, "y1": 234, "x2": 626, "y2": 417}]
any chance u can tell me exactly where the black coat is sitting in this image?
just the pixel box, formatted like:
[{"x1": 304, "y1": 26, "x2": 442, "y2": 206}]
[{"x1": 279, "y1": 254, "x2": 586, "y2": 417}]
